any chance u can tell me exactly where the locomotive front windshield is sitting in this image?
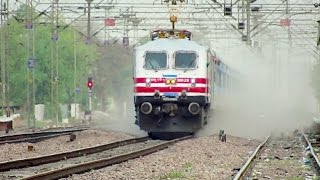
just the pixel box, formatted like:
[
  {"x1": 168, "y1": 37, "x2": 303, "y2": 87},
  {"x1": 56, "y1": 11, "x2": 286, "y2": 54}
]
[
  {"x1": 174, "y1": 52, "x2": 197, "y2": 69},
  {"x1": 144, "y1": 52, "x2": 167, "y2": 70}
]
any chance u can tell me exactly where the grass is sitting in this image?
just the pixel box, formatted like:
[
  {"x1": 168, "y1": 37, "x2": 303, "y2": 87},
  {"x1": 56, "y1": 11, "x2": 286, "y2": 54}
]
[
  {"x1": 159, "y1": 162, "x2": 193, "y2": 180},
  {"x1": 34, "y1": 120, "x2": 52, "y2": 128},
  {"x1": 183, "y1": 162, "x2": 192, "y2": 169},
  {"x1": 160, "y1": 171, "x2": 186, "y2": 179},
  {"x1": 34, "y1": 120, "x2": 65, "y2": 129}
]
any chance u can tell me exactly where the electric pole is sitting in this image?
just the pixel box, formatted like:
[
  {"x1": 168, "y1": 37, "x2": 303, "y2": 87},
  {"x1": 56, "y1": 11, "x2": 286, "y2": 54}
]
[
  {"x1": 51, "y1": 0, "x2": 59, "y2": 126},
  {"x1": 242, "y1": 0, "x2": 245, "y2": 22},
  {"x1": 86, "y1": 0, "x2": 93, "y2": 119},
  {"x1": 285, "y1": 0, "x2": 291, "y2": 101},
  {"x1": 102, "y1": 5, "x2": 113, "y2": 45},
  {"x1": 286, "y1": 0, "x2": 292, "y2": 49},
  {"x1": 26, "y1": 0, "x2": 36, "y2": 128},
  {"x1": 86, "y1": 0, "x2": 93, "y2": 43},
  {"x1": 246, "y1": 0, "x2": 251, "y2": 45},
  {"x1": 0, "y1": 0, "x2": 9, "y2": 118},
  {"x1": 73, "y1": 30, "x2": 77, "y2": 119}
]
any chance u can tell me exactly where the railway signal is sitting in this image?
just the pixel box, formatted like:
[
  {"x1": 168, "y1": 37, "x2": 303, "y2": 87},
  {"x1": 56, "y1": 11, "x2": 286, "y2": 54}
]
[
  {"x1": 87, "y1": 77, "x2": 93, "y2": 122},
  {"x1": 87, "y1": 77, "x2": 93, "y2": 89}
]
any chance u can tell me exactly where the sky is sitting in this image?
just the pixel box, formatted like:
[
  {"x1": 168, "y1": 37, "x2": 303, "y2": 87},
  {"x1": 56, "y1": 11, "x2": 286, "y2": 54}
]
[{"x1": 6, "y1": 0, "x2": 319, "y2": 59}]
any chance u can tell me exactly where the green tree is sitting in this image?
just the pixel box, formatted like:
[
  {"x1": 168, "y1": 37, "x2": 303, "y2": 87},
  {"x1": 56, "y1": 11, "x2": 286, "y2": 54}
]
[{"x1": 4, "y1": 4, "x2": 101, "y2": 121}]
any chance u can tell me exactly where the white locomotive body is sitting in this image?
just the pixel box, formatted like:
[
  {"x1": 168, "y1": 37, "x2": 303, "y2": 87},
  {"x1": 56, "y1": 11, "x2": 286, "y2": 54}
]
[{"x1": 133, "y1": 30, "x2": 215, "y2": 135}]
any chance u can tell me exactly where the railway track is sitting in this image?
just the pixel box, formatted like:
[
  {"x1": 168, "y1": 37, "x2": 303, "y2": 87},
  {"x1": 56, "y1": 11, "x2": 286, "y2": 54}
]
[
  {"x1": 0, "y1": 126, "x2": 88, "y2": 145},
  {"x1": 301, "y1": 132, "x2": 320, "y2": 177},
  {"x1": 0, "y1": 135, "x2": 192, "y2": 180},
  {"x1": 233, "y1": 132, "x2": 316, "y2": 180}
]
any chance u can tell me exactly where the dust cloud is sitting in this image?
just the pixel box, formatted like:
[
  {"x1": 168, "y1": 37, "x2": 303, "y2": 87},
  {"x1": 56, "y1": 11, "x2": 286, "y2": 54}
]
[
  {"x1": 93, "y1": 89, "x2": 147, "y2": 137},
  {"x1": 199, "y1": 43, "x2": 317, "y2": 139},
  {"x1": 94, "y1": 42, "x2": 318, "y2": 140}
]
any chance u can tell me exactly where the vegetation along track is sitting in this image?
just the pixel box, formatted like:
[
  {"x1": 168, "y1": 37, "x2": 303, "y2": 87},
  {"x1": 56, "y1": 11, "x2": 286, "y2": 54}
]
[
  {"x1": 0, "y1": 135, "x2": 191, "y2": 179},
  {"x1": 0, "y1": 126, "x2": 88, "y2": 144},
  {"x1": 233, "y1": 132, "x2": 316, "y2": 179}
]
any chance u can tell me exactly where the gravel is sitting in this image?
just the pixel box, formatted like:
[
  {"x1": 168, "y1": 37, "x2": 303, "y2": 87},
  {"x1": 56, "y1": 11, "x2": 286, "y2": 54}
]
[
  {"x1": 64, "y1": 134, "x2": 261, "y2": 180},
  {"x1": 251, "y1": 134, "x2": 315, "y2": 179},
  {"x1": 0, "y1": 140, "x2": 164, "y2": 179},
  {"x1": 0, "y1": 129, "x2": 135, "y2": 162}
]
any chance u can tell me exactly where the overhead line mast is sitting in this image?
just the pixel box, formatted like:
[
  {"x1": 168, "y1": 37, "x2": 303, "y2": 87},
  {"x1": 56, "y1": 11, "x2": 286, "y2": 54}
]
[
  {"x1": 0, "y1": 0, "x2": 9, "y2": 118},
  {"x1": 51, "y1": 0, "x2": 59, "y2": 126},
  {"x1": 26, "y1": 0, "x2": 36, "y2": 128}
]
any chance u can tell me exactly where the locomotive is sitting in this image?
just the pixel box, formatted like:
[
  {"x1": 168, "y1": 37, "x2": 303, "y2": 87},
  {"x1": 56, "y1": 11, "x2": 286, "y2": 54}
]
[{"x1": 133, "y1": 27, "x2": 216, "y2": 137}]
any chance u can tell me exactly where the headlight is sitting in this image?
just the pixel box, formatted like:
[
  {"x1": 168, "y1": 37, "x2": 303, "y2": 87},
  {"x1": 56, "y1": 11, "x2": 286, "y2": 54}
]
[{"x1": 171, "y1": 79, "x2": 176, "y2": 84}]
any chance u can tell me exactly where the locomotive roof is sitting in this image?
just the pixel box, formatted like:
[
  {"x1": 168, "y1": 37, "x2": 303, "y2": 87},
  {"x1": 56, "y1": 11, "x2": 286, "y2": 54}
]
[{"x1": 135, "y1": 38, "x2": 208, "y2": 52}]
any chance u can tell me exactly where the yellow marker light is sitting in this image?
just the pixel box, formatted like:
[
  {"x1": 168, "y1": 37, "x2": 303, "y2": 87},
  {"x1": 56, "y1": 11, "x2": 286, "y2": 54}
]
[
  {"x1": 159, "y1": 32, "x2": 166, "y2": 38},
  {"x1": 170, "y1": 15, "x2": 177, "y2": 23},
  {"x1": 178, "y1": 32, "x2": 186, "y2": 39}
]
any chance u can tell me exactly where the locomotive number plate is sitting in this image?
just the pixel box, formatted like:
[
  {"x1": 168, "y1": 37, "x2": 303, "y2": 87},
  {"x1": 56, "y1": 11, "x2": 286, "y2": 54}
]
[{"x1": 162, "y1": 97, "x2": 178, "y2": 101}]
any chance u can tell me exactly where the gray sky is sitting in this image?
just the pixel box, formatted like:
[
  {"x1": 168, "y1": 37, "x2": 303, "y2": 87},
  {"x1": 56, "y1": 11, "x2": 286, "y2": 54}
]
[{"x1": 6, "y1": 0, "x2": 319, "y2": 61}]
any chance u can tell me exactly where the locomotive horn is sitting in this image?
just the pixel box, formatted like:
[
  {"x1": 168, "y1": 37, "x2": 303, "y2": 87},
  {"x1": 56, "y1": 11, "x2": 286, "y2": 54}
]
[
  {"x1": 188, "y1": 102, "x2": 200, "y2": 115},
  {"x1": 141, "y1": 102, "x2": 153, "y2": 114}
]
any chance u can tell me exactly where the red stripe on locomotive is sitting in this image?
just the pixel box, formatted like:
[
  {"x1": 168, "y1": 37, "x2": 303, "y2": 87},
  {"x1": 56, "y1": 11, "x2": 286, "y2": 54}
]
[
  {"x1": 134, "y1": 77, "x2": 207, "y2": 84},
  {"x1": 135, "y1": 86, "x2": 207, "y2": 93}
]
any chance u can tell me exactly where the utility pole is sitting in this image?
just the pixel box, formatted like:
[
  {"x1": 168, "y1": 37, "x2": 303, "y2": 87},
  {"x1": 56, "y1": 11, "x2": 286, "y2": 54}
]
[
  {"x1": 246, "y1": 0, "x2": 251, "y2": 45},
  {"x1": 121, "y1": 8, "x2": 130, "y2": 41},
  {"x1": 102, "y1": 5, "x2": 113, "y2": 46},
  {"x1": 51, "y1": 0, "x2": 59, "y2": 126},
  {"x1": 120, "y1": 7, "x2": 136, "y2": 47},
  {"x1": 32, "y1": 0, "x2": 36, "y2": 128},
  {"x1": 242, "y1": 0, "x2": 245, "y2": 22},
  {"x1": 26, "y1": 0, "x2": 36, "y2": 128},
  {"x1": 25, "y1": 0, "x2": 30, "y2": 127},
  {"x1": 131, "y1": 18, "x2": 141, "y2": 46},
  {"x1": 1, "y1": 0, "x2": 9, "y2": 118},
  {"x1": 285, "y1": 0, "x2": 291, "y2": 101},
  {"x1": 286, "y1": 0, "x2": 292, "y2": 49},
  {"x1": 0, "y1": 1, "x2": 2, "y2": 115},
  {"x1": 86, "y1": 0, "x2": 93, "y2": 118},
  {"x1": 73, "y1": 30, "x2": 77, "y2": 119},
  {"x1": 86, "y1": 0, "x2": 93, "y2": 43}
]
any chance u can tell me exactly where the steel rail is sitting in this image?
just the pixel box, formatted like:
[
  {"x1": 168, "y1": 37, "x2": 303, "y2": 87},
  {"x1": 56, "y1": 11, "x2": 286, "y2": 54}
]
[
  {"x1": 37, "y1": 125, "x2": 89, "y2": 132},
  {"x1": 0, "y1": 136, "x2": 149, "y2": 172},
  {"x1": 22, "y1": 135, "x2": 192, "y2": 180},
  {"x1": 0, "y1": 127, "x2": 87, "y2": 142},
  {"x1": 233, "y1": 135, "x2": 270, "y2": 180},
  {"x1": 0, "y1": 132, "x2": 73, "y2": 145},
  {"x1": 301, "y1": 133, "x2": 320, "y2": 176}
]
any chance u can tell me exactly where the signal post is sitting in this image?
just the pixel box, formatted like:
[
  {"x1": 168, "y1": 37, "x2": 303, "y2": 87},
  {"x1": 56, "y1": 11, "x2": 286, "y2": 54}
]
[{"x1": 87, "y1": 77, "x2": 93, "y2": 121}]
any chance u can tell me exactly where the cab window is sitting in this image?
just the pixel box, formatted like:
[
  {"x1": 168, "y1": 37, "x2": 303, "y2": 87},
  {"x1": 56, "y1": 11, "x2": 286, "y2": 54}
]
[
  {"x1": 174, "y1": 51, "x2": 197, "y2": 69},
  {"x1": 144, "y1": 52, "x2": 167, "y2": 70}
]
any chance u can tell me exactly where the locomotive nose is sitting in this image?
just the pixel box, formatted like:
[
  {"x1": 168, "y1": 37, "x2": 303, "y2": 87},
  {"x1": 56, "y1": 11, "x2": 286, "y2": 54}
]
[
  {"x1": 188, "y1": 102, "x2": 200, "y2": 115},
  {"x1": 141, "y1": 102, "x2": 153, "y2": 114}
]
